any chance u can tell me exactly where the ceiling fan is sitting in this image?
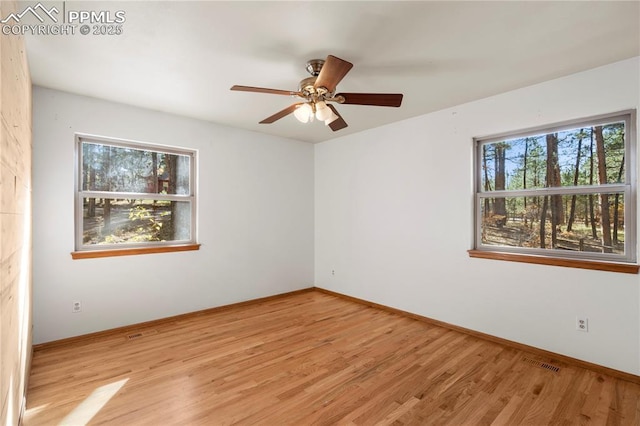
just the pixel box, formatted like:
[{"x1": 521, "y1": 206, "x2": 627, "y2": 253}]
[{"x1": 230, "y1": 55, "x2": 403, "y2": 132}]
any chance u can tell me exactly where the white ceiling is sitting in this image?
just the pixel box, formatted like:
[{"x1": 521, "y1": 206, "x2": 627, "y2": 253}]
[{"x1": 24, "y1": 1, "x2": 640, "y2": 143}]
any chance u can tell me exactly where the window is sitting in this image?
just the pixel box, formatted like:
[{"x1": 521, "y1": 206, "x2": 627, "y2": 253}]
[
  {"x1": 472, "y1": 111, "x2": 636, "y2": 270},
  {"x1": 74, "y1": 134, "x2": 198, "y2": 258}
]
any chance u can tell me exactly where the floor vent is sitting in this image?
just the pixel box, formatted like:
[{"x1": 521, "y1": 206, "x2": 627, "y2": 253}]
[
  {"x1": 523, "y1": 357, "x2": 560, "y2": 373},
  {"x1": 127, "y1": 329, "x2": 158, "y2": 340}
]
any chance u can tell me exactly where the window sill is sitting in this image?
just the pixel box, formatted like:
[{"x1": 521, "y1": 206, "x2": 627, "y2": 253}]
[
  {"x1": 71, "y1": 244, "x2": 200, "y2": 260},
  {"x1": 468, "y1": 249, "x2": 639, "y2": 274}
]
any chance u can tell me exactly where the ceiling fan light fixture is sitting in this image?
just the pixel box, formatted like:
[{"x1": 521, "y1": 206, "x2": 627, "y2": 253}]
[
  {"x1": 315, "y1": 101, "x2": 332, "y2": 121},
  {"x1": 294, "y1": 102, "x2": 313, "y2": 123}
]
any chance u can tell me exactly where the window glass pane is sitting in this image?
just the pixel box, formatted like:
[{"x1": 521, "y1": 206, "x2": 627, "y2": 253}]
[
  {"x1": 82, "y1": 198, "x2": 191, "y2": 245},
  {"x1": 480, "y1": 193, "x2": 625, "y2": 255},
  {"x1": 82, "y1": 142, "x2": 190, "y2": 195},
  {"x1": 481, "y1": 122, "x2": 625, "y2": 191}
]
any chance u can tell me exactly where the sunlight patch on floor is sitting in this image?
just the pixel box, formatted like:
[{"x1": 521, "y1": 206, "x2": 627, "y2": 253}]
[{"x1": 59, "y1": 378, "x2": 129, "y2": 425}]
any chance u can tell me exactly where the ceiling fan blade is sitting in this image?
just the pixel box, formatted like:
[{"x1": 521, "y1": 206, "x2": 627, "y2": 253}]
[
  {"x1": 231, "y1": 85, "x2": 299, "y2": 96},
  {"x1": 337, "y1": 93, "x2": 403, "y2": 107},
  {"x1": 314, "y1": 55, "x2": 353, "y2": 93},
  {"x1": 327, "y1": 105, "x2": 348, "y2": 131},
  {"x1": 259, "y1": 103, "x2": 303, "y2": 124}
]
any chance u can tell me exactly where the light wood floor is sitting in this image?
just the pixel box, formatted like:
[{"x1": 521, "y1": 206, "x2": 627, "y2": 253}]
[{"x1": 25, "y1": 290, "x2": 640, "y2": 425}]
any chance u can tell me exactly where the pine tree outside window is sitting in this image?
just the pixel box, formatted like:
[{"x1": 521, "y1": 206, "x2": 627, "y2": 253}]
[
  {"x1": 74, "y1": 134, "x2": 198, "y2": 257},
  {"x1": 473, "y1": 111, "x2": 636, "y2": 266}
]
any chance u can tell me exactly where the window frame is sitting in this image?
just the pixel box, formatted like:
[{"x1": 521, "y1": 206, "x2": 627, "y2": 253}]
[
  {"x1": 73, "y1": 133, "x2": 198, "y2": 256},
  {"x1": 472, "y1": 110, "x2": 637, "y2": 267}
]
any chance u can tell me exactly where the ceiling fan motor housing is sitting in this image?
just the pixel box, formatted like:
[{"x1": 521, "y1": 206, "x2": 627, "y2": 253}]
[
  {"x1": 298, "y1": 76, "x2": 317, "y2": 95},
  {"x1": 301, "y1": 59, "x2": 330, "y2": 97}
]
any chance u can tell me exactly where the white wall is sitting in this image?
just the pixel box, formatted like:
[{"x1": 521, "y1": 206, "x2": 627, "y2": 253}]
[
  {"x1": 32, "y1": 87, "x2": 314, "y2": 344},
  {"x1": 315, "y1": 57, "x2": 640, "y2": 375}
]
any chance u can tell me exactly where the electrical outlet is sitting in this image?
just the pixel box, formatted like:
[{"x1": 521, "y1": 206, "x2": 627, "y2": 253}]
[
  {"x1": 72, "y1": 301, "x2": 82, "y2": 313},
  {"x1": 331, "y1": 269, "x2": 335, "y2": 276},
  {"x1": 576, "y1": 316, "x2": 588, "y2": 332}
]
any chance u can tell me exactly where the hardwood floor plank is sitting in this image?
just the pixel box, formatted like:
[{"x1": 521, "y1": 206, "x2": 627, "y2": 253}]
[{"x1": 25, "y1": 291, "x2": 640, "y2": 425}]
